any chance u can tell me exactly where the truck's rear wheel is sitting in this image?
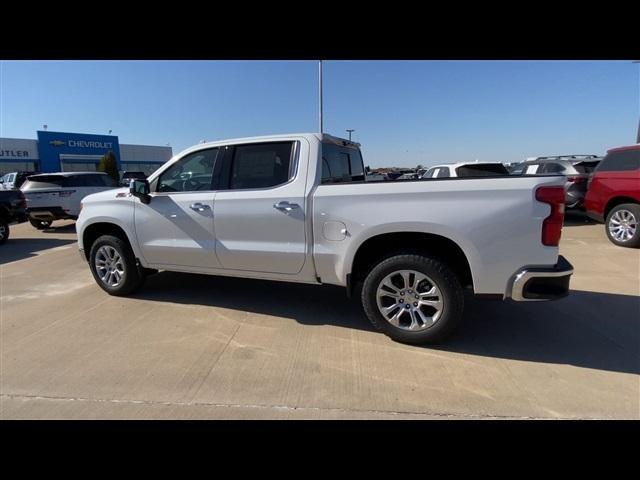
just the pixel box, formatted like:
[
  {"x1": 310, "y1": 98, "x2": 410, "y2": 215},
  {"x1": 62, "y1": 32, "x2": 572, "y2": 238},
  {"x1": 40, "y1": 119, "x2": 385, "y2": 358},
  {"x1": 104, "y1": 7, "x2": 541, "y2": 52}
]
[
  {"x1": 0, "y1": 221, "x2": 9, "y2": 245},
  {"x1": 606, "y1": 203, "x2": 640, "y2": 248},
  {"x1": 89, "y1": 234, "x2": 145, "y2": 296},
  {"x1": 361, "y1": 254, "x2": 464, "y2": 344}
]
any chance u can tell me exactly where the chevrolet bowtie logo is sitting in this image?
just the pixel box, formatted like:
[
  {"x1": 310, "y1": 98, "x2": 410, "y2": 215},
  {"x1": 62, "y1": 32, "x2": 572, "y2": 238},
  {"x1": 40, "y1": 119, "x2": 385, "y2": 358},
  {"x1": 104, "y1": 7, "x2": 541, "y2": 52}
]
[{"x1": 49, "y1": 140, "x2": 66, "y2": 147}]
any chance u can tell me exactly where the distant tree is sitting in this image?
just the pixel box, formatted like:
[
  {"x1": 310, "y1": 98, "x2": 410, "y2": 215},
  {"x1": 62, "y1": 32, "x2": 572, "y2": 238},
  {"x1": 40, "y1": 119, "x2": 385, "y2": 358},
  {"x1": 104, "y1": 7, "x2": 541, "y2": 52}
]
[
  {"x1": 416, "y1": 164, "x2": 424, "y2": 170},
  {"x1": 97, "y1": 151, "x2": 119, "y2": 182}
]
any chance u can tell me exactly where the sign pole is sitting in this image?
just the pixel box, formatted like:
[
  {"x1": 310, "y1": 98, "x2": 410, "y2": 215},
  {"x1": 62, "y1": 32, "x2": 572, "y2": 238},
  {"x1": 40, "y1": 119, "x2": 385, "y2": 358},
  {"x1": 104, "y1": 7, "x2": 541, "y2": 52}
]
[{"x1": 319, "y1": 60, "x2": 324, "y2": 134}]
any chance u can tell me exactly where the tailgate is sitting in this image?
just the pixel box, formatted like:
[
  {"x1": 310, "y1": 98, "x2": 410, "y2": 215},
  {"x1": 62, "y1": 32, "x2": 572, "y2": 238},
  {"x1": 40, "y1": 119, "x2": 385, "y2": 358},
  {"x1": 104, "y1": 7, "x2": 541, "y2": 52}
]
[{"x1": 24, "y1": 189, "x2": 66, "y2": 209}]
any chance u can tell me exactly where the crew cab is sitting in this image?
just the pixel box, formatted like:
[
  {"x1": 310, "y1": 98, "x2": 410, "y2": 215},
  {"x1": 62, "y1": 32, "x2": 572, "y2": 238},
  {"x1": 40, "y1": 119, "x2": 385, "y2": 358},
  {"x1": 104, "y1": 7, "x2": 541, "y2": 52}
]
[
  {"x1": 585, "y1": 144, "x2": 640, "y2": 248},
  {"x1": 77, "y1": 133, "x2": 573, "y2": 344},
  {"x1": 0, "y1": 189, "x2": 28, "y2": 244}
]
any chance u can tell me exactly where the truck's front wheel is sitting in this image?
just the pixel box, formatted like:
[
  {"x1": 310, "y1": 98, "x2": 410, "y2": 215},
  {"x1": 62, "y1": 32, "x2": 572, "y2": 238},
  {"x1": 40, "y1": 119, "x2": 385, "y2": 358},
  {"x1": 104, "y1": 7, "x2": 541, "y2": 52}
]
[
  {"x1": 89, "y1": 234, "x2": 145, "y2": 296},
  {"x1": 361, "y1": 254, "x2": 464, "y2": 345}
]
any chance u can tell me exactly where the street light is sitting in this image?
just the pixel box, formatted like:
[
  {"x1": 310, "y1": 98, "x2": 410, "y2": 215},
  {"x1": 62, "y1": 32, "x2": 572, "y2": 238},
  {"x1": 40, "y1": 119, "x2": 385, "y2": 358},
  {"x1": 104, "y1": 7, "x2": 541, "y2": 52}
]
[
  {"x1": 634, "y1": 61, "x2": 640, "y2": 143},
  {"x1": 346, "y1": 129, "x2": 355, "y2": 141},
  {"x1": 319, "y1": 60, "x2": 324, "y2": 134}
]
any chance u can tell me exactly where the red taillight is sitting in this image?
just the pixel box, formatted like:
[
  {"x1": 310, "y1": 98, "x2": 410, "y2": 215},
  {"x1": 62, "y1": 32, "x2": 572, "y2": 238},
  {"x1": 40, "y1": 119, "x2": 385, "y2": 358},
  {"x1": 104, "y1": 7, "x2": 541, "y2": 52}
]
[{"x1": 535, "y1": 186, "x2": 565, "y2": 246}]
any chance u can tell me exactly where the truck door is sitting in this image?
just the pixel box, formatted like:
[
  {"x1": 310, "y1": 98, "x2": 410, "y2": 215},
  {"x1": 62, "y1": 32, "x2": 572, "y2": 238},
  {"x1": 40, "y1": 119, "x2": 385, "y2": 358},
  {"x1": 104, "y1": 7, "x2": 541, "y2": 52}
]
[
  {"x1": 213, "y1": 141, "x2": 308, "y2": 274},
  {"x1": 133, "y1": 147, "x2": 222, "y2": 269}
]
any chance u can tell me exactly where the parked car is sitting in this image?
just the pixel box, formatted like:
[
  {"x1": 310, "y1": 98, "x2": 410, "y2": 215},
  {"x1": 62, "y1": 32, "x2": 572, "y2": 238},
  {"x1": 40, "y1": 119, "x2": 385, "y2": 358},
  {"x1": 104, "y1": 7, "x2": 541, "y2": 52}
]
[
  {"x1": 119, "y1": 171, "x2": 147, "y2": 187},
  {"x1": 396, "y1": 173, "x2": 421, "y2": 180},
  {"x1": 585, "y1": 144, "x2": 640, "y2": 248},
  {"x1": 422, "y1": 162, "x2": 509, "y2": 178},
  {"x1": 76, "y1": 133, "x2": 573, "y2": 345},
  {"x1": 510, "y1": 157, "x2": 601, "y2": 210},
  {"x1": 1, "y1": 171, "x2": 39, "y2": 190},
  {"x1": 21, "y1": 172, "x2": 119, "y2": 229},
  {"x1": 0, "y1": 189, "x2": 28, "y2": 244}
]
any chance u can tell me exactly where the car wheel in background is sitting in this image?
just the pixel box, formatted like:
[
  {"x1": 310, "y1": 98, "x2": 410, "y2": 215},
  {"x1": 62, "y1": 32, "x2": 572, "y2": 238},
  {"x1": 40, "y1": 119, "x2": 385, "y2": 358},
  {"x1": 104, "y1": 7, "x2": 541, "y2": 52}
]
[
  {"x1": 89, "y1": 234, "x2": 145, "y2": 296},
  {"x1": 606, "y1": 203, "x2": 640, "y2": 248},
  {"x1": 29, "y1": 218, "x2": 52, "y2": 230},
  {"x1": 0, "y1": 221, "x2": 9, "y2": 245},
  {"x1": 361, "y1": 254, "x2": 464, "y2": 345}
]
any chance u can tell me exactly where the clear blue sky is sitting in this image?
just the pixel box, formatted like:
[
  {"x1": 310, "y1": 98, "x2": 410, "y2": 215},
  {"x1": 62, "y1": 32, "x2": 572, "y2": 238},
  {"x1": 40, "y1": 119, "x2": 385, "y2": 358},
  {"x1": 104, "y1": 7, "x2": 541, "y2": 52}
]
[{"x1": 1, "y1": 60, "x2": 638, "y2": 167}]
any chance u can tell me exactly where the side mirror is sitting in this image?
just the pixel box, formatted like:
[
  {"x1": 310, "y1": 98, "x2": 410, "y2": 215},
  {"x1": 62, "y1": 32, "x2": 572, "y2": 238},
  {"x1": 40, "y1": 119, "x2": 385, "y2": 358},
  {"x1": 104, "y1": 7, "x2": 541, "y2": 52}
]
[{"x1": 130, "y1": 179, "x2": 151, "y2": 204}]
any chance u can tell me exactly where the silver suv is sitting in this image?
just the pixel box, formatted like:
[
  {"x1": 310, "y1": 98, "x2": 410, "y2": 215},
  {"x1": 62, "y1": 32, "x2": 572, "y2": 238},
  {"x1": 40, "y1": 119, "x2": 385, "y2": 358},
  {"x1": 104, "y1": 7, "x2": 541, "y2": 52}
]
[{"x1": 510, "y1": 156, "x2": 602, "y2": 209}]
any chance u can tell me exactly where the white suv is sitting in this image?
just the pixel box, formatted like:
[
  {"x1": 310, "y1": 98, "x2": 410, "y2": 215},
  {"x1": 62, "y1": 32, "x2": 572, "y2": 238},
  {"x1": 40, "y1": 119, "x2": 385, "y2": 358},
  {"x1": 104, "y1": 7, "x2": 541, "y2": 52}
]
[
  {"x1": 21, "y1": 172, "x2": 118, "y2": 229},
  {"x1": 422, "y1": 162, "x2": 509, "y2": 178}
]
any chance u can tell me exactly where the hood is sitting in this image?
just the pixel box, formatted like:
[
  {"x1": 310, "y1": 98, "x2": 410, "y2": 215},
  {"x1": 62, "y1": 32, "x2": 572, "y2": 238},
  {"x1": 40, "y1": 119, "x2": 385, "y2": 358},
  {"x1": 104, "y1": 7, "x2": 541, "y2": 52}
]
[{"x1": 82, "y1": 187, "x2": 130, "y2": 204}]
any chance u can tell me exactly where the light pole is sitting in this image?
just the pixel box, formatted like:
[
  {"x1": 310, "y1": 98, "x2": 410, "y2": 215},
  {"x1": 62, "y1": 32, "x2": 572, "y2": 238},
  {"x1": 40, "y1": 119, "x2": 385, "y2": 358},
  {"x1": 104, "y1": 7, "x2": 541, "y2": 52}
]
[
  {"x1": 346, "y1": 129, "x2": 355, "y2": 141},
  {"x1": 634, "y1": 61, "x2": 640, "y2": 143},
  {"x1": 319, "y1": 60, "x2": 324, "y2": 134}
]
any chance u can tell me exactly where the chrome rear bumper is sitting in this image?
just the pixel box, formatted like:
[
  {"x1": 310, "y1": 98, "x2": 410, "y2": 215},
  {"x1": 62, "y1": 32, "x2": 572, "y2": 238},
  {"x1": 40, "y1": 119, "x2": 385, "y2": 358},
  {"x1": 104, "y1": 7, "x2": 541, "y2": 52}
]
[{"x1": 510, "y1": 255, "x2": 574, "y2": 301}]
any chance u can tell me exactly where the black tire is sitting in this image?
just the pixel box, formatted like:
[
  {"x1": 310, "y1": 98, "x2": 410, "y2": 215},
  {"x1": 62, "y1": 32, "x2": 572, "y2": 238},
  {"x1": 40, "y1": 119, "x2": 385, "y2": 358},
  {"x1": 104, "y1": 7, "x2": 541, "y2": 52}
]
[
  {"x1": 0, "y1": 221, "x2": 9, "y2": 245},
  {"x1": 361, "y1": 254, "x2": 464, "y2": 345},
  {"x1": 29, "y1": 218, "x2": 52, "y2": 230},
  {"x1": 605, "y1": 203, "x2": 640, "y2": 248},
  {"x1": 88, "y1": 234, "x2": 145, "y2": 296}
]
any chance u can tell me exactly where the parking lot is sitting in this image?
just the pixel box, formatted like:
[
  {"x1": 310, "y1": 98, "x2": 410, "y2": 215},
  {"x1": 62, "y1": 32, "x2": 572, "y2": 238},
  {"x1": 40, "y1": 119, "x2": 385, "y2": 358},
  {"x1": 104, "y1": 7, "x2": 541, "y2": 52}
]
[{"x1": 1, "y1": 213, "x2": 638, "y2": 419}]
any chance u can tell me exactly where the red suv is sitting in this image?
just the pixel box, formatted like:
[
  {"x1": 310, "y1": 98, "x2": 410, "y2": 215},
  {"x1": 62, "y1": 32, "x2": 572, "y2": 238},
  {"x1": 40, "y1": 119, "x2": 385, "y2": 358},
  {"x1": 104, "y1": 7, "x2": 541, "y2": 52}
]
[{"x1": 585, "y1": 144, "x2": 640, "y2": 248}]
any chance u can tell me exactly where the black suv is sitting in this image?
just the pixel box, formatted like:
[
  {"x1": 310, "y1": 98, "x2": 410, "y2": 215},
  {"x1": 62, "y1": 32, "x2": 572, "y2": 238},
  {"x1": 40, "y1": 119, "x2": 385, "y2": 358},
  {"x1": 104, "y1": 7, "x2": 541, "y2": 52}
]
[{"x1": 0, "y1": 189, "x2": 28, "y2": 244}]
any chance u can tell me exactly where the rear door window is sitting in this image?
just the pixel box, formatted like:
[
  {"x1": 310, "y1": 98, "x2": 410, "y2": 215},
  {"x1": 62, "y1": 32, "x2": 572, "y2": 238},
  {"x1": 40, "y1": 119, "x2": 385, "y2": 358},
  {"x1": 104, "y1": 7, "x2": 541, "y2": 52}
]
[
  {"x1": 597, "y1": 150, "x2": 640, "y2": 172},
  {"x1": 228, "y1": 142, "x2": 294, "y2": 190},
  {"x1": 70, "y1": 174, "x2": 110, "y2": 187},
  {"x1": 540, "y1": 162, "x2": 566, "y2": 174}
]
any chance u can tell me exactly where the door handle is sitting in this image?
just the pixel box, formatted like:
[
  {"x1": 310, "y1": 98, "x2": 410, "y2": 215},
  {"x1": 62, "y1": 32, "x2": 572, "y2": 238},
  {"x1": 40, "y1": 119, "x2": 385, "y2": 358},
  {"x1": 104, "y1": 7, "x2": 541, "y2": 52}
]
[
  {"x1": 190, "y1": 203, "x2": 211, "y2": 212},
  {"x1": 273, "y1": 201, "x2": 300, "y2": 212}
]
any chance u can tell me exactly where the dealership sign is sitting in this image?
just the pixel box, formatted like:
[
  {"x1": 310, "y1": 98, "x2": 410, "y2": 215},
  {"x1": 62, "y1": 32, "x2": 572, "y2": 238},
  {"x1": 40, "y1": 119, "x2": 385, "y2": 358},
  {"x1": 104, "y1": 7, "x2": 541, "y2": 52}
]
[
  {"x1": 37, "y1": 130, "x2": 121, "y2": 172},
  {"x1": 0, "y1": 138, "x2": 40, "y2": 160},
  {"x1": 48, "y1": 139, "x2": 115, "y2": 149}
]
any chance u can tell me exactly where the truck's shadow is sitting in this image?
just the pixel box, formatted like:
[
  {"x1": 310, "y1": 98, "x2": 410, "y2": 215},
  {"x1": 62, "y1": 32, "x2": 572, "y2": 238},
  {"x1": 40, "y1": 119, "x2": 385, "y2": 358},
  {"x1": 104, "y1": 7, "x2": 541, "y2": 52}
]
[
  {"x1": 564, "y1": 210, "x2": 597, "y2": 226},
  {"x1": 0, "y1": 238, "x2": 77, "y2": 265},
  {"x1": 136, "y1": 272, "x2": 639, "y2": 376}
]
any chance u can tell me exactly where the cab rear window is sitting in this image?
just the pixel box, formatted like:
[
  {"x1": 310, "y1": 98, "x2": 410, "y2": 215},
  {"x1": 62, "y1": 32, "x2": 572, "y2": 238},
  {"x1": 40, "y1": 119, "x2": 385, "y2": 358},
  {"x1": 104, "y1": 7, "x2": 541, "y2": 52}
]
[{"x1": 321, "y1": 143, "x2": 365, "y2": 183}]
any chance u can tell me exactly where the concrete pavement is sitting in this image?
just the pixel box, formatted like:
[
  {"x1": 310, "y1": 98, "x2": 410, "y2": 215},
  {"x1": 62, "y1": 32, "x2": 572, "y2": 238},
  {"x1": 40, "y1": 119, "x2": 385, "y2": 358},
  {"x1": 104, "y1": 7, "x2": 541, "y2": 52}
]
[{"x1": 1, "y1": 213, "x2": 638, "y2": 419}]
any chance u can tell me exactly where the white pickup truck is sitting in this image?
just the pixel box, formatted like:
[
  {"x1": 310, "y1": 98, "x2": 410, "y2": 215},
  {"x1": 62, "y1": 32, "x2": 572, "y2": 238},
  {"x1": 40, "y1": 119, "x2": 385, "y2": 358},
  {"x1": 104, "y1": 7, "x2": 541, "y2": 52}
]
[{"x1": 76, "y1": 133, "x2": 573, "y2": 344}]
